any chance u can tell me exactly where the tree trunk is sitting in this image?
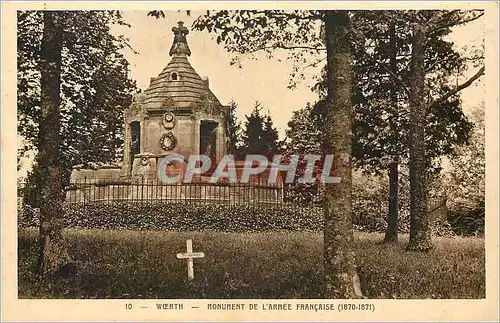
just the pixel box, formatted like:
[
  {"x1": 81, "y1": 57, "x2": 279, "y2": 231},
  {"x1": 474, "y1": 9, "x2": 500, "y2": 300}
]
[
  {"x1": 323, "y1": 10, "x2": 362, "y2": 298},
  {"x1": 383, "y1": 162, "x2": 399, "y2": 243},
  {"x1": 406, "y1": 21, "x2": 432, "y2": 252},
  {"x1": 383, "y1": 22, "x2": 399, "y2": 244},
  {"x1": 36, "y1": 11, "x2": 71, "y2": 277}
]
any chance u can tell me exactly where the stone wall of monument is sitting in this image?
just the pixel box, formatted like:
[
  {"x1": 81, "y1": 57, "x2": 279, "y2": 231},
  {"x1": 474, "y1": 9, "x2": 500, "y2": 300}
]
[
  {"x1": 70, "y1": 166, "x2": 124, "y2": 182},
  {"x1": 141, "y1": 115, "x2": 196, "y2": 156}
]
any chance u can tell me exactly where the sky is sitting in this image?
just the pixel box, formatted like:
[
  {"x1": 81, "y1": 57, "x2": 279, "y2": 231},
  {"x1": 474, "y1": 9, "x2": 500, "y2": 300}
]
[{"x1": 113, "y1": 10, "x2": 485, "y2": 137}]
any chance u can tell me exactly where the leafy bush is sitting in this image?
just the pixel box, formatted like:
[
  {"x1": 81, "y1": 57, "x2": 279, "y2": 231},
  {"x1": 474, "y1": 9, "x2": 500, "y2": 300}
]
[
  {"x1": 447, "y1": 201, "x2": 485, "y2": 236},
  {"x1": 352, "y1": 202, "x2": 388, "y2": 232},
  {"x1": 18, "y1": 204, "x2": 40, "y2": 228},
  {"x1": 19, "y1": 202, "x2": 325, "y2": 232},
  {"x1": 17, "y1": 199, "x2": 456, "y2": 235}
]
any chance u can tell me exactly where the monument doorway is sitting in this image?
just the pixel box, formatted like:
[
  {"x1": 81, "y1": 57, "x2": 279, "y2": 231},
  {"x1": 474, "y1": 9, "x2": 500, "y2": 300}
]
[
  {"x1": 130, "y1": 121, "x2": 141, "y2": 171},
  {"x1": 200, "y1": 121, "x2": 217, "y2": 164}
]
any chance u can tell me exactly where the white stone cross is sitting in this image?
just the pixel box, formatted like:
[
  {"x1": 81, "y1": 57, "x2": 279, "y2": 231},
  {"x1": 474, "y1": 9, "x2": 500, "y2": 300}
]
[{"x1": 176, "y1": 239, "x2": 205, "y2": 280}]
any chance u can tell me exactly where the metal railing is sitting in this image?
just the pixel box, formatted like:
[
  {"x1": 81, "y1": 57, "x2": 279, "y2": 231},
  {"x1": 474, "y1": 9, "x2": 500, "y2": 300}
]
[{"x1": 19, "y1": 176, "x2": 285, "y2": 206}]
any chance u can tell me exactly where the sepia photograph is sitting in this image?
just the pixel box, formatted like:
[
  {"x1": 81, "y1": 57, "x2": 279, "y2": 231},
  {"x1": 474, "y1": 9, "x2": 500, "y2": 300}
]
[{"x1": 2, "y1": 2, "x2": 499, "y2": 322}]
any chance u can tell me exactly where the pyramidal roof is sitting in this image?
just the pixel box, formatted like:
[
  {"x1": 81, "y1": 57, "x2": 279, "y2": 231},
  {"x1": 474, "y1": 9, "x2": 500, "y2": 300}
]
[{"x1": 143, "y1": 21, "x2": 222, "y2": 109}]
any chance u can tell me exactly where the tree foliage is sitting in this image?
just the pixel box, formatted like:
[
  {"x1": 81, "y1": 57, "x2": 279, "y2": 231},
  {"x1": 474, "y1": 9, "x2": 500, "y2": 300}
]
[
  {"x1": 440, "y1": 104, "x2": 485, "y2": 236},
  {"x1": 196, "y1": 9, "x2": 482, "y2": 173},
  {"x1": 283, "y1": 101, "x2": 326, "y2": 204},
  {"x1": 277, "y1": 10, "x2": 483, "y2": 245},
  {"x1": 241, "y1": 102, "x2": 281, "y2": 157},
  {"x1": 18, "y1": 10, "x2": 137, "y2": 182},
  {"x1": 193, "y1": 10, "x2": 327, "y2": 89},
  {"x1": 447, "y1": 104, "x2": 485, "y2": 209},
  {"x1": 349, "y1": 11, "x2": 479, "y2": 174},
  {"x1": 349, "y1": 10, "x2": 482, "y2": 244},
  {"x1": 17, "y1": 10, "x2": 138, "y2": 277},
  {"x1": 192, "y1": 10, "x2": 482, "y2": 174}
]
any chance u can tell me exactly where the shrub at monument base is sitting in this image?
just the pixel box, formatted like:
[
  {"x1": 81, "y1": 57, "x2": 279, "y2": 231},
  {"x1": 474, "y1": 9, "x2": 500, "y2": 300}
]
[
  {"x1": 19, "y1": 202, "x2": 323, "y2": 232},
  {"x1": 18, "y1": 201, "x2": 455, "y2": 235},
  {"x1": 18, "y1": 229, "x2": 485, "y2": 299}
]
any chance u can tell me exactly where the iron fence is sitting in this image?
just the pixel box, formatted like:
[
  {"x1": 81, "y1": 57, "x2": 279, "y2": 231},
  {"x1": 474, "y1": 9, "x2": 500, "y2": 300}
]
[{"x1": 18, "y1": 176, "x2": 285, "y2": 207}]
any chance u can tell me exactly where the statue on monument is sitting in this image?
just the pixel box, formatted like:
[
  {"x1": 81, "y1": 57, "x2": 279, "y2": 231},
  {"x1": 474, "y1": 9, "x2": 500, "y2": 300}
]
[
  {"x1": 169, "y1": 21, "x2": 191, "y2": 56},
  {"x1": 172, "y1": 21, "x2": 189, "y2": 42}
]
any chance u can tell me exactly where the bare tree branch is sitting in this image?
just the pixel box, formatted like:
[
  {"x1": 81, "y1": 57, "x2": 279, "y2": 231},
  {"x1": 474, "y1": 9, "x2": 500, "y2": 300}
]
[
  {"x1": 464, "y1": 54, "x2": 485, "y2": 61},
  {"x1": 266, "y1": 10, "x2": 323, "y2": 22},
  {"x1": 427, "y1": 12, "x2": 485, "y2": 35},
  {"x1": 425, "y1": 56, "x2": 449, "y2": 73},
  {"x1": 425, "y1": 9, "x2": 460, "y2": 26},
  {"x1": 302, "y1": 56, "x2": 327, "y2": 69},
  {"x1": 245, "y1": 44, "x2": 326, "y2": 54},
  {"x1": 428, "y1": 66, "x2": 484, "y2": 109},
  {"x1": 380, "y1": 64, "x2": 411, "y2": 96}
]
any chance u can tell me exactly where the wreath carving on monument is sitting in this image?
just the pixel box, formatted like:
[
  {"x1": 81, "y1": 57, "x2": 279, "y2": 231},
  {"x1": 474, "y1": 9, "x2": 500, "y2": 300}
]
[
  {"x1": 162, "y1": 111, "x2": 176, "y2": 129},
  {"x1": 160, "y1": 132, "x2": 177, "y2": 151}
]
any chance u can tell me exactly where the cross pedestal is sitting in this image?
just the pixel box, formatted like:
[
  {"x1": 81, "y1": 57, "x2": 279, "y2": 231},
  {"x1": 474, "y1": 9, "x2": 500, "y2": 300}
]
[{"x1": 176, "y1": 239, "x2": 205, "y2": 281}]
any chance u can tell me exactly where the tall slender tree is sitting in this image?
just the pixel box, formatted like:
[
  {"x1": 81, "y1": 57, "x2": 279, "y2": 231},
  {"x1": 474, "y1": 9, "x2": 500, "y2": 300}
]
[
  {"x1": 384, "y1": 21, "x2": 400, "y2": 243},
  {"x1": 311, "y1": 10, "x2": 482, "y2": 245},
  {"x1": 323, "y1": 11, "x2": 362, "y2": 298},
  {"x1": 407, "y1": 17, "x2": 431, "y2": 251},
  {"x1": 36, "y1": 10, "x2": 70, "y2": 276},
  {"x1": 192, "y1": 10, "x2": 362, "y2": 297},
  {"x1": 18, "y1": 10, "x2": 137, "y2": 276},
  {"x1": 405, "y1": 10, "x2": 484, "y2": 251}
]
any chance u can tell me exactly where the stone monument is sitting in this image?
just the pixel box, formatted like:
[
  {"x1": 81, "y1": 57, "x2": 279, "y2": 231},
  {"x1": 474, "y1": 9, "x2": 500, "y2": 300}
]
[
  {"x1": 68, "y1": 22, "x2": 283, "y2": 203},
  {"x1": 71, "y1": 21, "x2": 229, "y2": 184}
]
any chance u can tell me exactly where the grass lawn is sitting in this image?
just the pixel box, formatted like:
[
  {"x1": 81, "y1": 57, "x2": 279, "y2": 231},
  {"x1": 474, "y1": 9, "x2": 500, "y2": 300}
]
[{"x1": 18, "y1": 229, "x2": 485, "y2": 299}]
